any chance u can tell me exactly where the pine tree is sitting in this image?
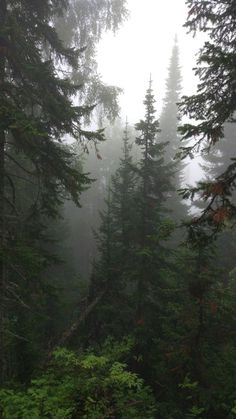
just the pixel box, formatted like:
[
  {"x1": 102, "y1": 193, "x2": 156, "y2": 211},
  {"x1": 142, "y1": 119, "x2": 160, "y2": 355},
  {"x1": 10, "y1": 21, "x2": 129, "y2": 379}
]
[
  {"x1": 110, "y1": 120, "x2": 137, "y2": 260},
  {"x1": 197, "y1": 120, "x2": 236, "y2": 284},
  {"x1": 55, "y1": 0, "x2": 128, "y2": 123},
  {"x1": 84, "y1": 122, "x2": 137, "y2": 343},
  {"x1": 65, "y1": 120, "x2": 127, "y2": 281},
  {"x1": 201, "y1": 120, "x2": 236, "y2": 181},
  {"x1": 160, "y1": 37, "x2": 188, "y2": 224},
  {"x1": 160, "y1": 36, "x2": 182, "y2": 161},
  {"x1": 177, "y1": 27, "x2": 236, "y2": 407},
  {"x1": 134, "y1": 77, "x2": 174, "y2": 307},
  {"x1": 0, "y1": 0, "x2": 105, "y2": 383},
  {"x1": 179, "y1": 0, "x2": 236, "y2": 230},
  {"x1": 153, "y1": 241, "x2": 236, "y2": 418},
  {"x1": 131, "y1": 78, "x2": 175, "y2": 382}
]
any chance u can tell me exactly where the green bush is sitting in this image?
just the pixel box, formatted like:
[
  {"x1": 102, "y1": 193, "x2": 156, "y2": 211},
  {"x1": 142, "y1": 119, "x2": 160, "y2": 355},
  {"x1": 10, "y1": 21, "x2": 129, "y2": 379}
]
[{"x1": 0, "y1": 339, "x2": 156, "y2": 418}]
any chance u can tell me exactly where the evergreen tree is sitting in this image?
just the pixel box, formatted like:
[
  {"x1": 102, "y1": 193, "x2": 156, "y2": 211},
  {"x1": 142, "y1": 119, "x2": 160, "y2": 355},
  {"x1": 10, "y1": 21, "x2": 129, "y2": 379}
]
[
  {"x1": 55, "y1": 0, "x2": 128, "y2": 123},
  {"x1": 152, "y1": 241, "x2": 236, "y2": 418},
  {"x1": 200, "y1": 120, "x2": 236, "y2": 181},
  {"x1": 130, "y1": 78, "x2": 175, "y2": 382},
  {"x1": 0, "y1": 0, "x2": 128, "y2": 383},
  {"x1": 134, "y1": 77, "x2": 174, "y2": 313},
  {"x1": 0, "y1": 0, "x2": 105, "y2": 383},
  {"x1": 196, "y1": 120, "x2": 236, "y2": 285},
  {"x1": 179, "y1": 0, "x2": 236, "y2": 231},
  {"x1": 173, "y1": 61, "x2": 236, "y2": 413},
  {"x1": 65, "y1": 120, "x2": 127, "y2": 281},
  {"x1": 160, "y1": 37, "x2": 188, "y2": 224},
  {"x1": 84, "y1": 122, "x2": 137, "y2": 343},
  {"x1": 110, "y1": 119, "x2": 137, "y2": 262},
  {"x1": 160, "y1": 36, "x2": 182, "y2": 161}
]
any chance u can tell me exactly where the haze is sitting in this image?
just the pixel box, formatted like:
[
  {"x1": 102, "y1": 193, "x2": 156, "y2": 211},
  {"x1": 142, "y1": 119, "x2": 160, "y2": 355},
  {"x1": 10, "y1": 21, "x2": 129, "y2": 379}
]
[{"x1": 97, "y1": 0, "x2": 204, "y2": 122}]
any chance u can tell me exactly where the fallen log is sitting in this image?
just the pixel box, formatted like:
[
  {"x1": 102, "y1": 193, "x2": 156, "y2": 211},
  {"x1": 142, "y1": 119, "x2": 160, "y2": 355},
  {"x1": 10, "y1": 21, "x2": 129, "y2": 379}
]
[{"x1": 45, "y1": 289, "x2": 106, "y2": 363}]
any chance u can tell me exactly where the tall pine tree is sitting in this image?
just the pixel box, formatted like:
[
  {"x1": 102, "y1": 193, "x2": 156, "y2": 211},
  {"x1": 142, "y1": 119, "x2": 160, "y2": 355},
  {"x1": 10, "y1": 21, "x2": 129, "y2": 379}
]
[
  {"x1": 84, "y1": 121, "x2": 137, "y2": 343},
  {"x1": 0, "y1": 0, "x2": 105, "y2": 383},
  {"x1": 160, "y1": 37, "x2": 188, "y2": 224},
  {"x1": 131, "y1": 78, "x2": 175, "y2": 381},
  {"x1": 160, "y1": 36, "x2": 182, "y2": 160}
]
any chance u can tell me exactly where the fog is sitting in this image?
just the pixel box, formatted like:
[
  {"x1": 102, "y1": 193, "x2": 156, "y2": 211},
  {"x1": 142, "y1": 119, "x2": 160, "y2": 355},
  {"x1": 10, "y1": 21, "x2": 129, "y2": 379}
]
[
  {"x1": 2, "y1": 1, "x2": 236, "y2": 407},
  {"x1": 97, "y1": 0, "x2": 203, "y2": 122},
  {"x1": 64, "y1": 1, "x2": 207, "y2": 280},
  {"x1": 96, "y1": 0, "x2": 206, "y2": 186}
]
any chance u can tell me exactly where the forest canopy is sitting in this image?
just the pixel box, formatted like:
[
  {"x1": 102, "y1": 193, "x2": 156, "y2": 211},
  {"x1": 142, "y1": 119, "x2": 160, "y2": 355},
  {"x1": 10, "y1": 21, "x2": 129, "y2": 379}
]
[{"x1": 0, "y1": 1, "x2": 235, "y2": 418}]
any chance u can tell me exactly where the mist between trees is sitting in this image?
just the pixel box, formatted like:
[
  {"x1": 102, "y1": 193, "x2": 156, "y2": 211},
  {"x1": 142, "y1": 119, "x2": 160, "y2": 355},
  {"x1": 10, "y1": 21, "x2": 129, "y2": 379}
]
[{"x1": 0, "y1": 1, "x2": 235, "y2": 418}]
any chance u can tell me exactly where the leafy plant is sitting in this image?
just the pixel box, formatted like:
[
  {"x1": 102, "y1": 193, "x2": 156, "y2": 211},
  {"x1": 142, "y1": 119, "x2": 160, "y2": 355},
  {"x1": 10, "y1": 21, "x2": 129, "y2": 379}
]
[{"x1": 0, "y1": 339, "x2": 157, "y2": 418}]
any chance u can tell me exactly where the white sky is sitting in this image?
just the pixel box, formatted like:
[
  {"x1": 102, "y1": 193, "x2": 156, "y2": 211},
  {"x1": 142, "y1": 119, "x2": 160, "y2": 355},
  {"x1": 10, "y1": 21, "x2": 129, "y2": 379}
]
[
  {"x1": 97, "y1": 0, "x2": 204, "y2": 124},
  {"x1": 97, "y1": 0, "x2": 206, "y2": 183}
]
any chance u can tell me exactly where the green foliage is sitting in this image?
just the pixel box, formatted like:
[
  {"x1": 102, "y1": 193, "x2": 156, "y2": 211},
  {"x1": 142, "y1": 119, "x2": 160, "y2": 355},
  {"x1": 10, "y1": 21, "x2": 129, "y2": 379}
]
[
  {"x1": 159, "y1": 37, "x2": 189, "y2": 228},
  {"x1": 1, "y1": 3, "x2": 235, "y2": 419},
  {"x1": 0, "y1": 0, "x2": 128, "y2": 385},
  {"x1": 179, "y1": 0, "x2": 236, "y2": 230},
  {"x1": 0, "y1": 340, "x2": 156, "y2": 419}
]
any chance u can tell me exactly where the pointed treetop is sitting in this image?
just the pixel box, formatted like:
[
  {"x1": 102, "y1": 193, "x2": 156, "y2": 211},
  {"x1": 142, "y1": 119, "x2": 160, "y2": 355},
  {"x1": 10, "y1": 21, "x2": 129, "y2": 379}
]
[
  {"x1": 124, "y1": 117, "x2": 129, "y2": 144},
  {"x1": 125, "y1": 116, "x2": 128, "y2": 131},
  {"x1": 149, "y1": 73, "x2": 152, "y2": 86},
  {"x1": 135, "y1": 78, "x2": 160, "y2": 151},
  {"x1": 143, "y1": 76, "x2": 157, "y2": 123},
  {"x1": 161, "y1": 36, "x2": 182, "y2": 113},
  {"x1": 148, "y1": 74, "x2": 153, "y2": 96},
  {"x1": 123, "y1": 117, "x2": 131, "y2": 160}
]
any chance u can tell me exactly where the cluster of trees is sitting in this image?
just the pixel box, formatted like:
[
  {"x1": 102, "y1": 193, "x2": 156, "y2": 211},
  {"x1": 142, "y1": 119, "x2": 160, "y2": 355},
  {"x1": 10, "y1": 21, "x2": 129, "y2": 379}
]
[
  {"x1": 80, "y1": 75, "x2": 235, "y2": 417},
  {"x1": 0, "y1": 0, "x2": 235, "y2": 418},
  {"x1": 0, "y1": 0, "x2": 127, "y2": 383}
]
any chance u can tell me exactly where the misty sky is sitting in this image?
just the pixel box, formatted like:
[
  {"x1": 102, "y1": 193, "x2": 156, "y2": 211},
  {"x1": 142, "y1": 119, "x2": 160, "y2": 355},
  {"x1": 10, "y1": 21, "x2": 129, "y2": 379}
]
[
  {"x1": 97, "y1": 0, "x2": 204, "y2": 124},
  {"x1": 97, "y1": 0, "x2": 205, "y2": 183}
]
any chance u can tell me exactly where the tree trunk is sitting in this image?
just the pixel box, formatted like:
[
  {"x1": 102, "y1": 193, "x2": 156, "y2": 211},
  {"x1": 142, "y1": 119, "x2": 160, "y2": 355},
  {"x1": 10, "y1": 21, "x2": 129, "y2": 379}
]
[
  {"x1": 0, "y1": 0, "x2": 7, "y2": 384},
  {"x1": 45, "y1": 290, "x2": 106, "y2": 363}
]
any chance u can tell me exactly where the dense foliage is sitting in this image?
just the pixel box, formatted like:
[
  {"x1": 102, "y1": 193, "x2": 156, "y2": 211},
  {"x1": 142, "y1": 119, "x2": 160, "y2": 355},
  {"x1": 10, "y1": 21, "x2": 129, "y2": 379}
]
[
  {"x1": 0, "y1": 0, "x2": 236, "y2": 418},
  {"x1": 0, "y1": 0, "x2": 126, "y2": 383},
  {"x1": 0, "y1": 340, "x2": 156, "y2": 419},
  {"x1": 160, "y1": 37, "x2": 188, "y2": 225},
  {"x1": 179, "y1": 0, "x2": 236, "y2": 232}
]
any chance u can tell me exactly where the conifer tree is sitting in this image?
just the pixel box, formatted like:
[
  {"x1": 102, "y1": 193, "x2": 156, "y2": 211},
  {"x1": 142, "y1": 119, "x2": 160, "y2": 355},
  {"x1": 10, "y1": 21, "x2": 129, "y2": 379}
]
[
  {"x1": 0, "y1": 0, "x2": 105, "y2": 383},
  {"x1": 175, "y1": 17, "x2": 236, "y2": 404},
  {"x1": 55, "y1": 0, "x2": 128, "y2": 122},
  {"x1": 110, "y1": 120, "x2": 137, "y2": 260},
  {"x1": 196, "y1": 120, "x2": 236, "y2": 282},
  {"x1": 179, "y1": 0, "x2": 236, "y2": 231},
  {"x1": 85, "y1": 122, "x2": 137, "y2": 342},
  {"x1": 134, "y1": 77, "x2": 174, "y2": 304},
  {"x1": 160, "y1": 37, "x2": 188, "y2": 223},
  {"x1": 200, "y1": 120, "x2": 236, "y2": 181},
  {"x1": 65, "y1": 120, "x2": 127, "y2": 281},
  {"x1": 160, "y1": 37, "x2": 182, "y2": 161},
  {"x1": 131, "y1": 78, "x2": 175, "y2": 381}
]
